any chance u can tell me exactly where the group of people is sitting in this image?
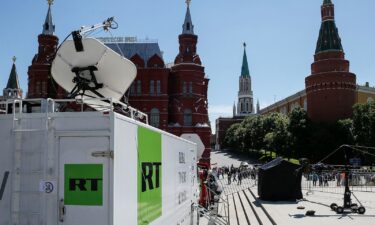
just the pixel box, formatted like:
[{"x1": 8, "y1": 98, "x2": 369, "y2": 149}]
[
  {"x1": 212, "y1": 164, "x2": 257, "y2": 185},
  {"x1": 310, "y1": 170, "x2": 375, "y2": 187}
]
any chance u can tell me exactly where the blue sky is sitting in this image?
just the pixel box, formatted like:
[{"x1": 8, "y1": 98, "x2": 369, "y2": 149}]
[{"x1": 1, "y1": 0, "x2": 375, "y2": 133}]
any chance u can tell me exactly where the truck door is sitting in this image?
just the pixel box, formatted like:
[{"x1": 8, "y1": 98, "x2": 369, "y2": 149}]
[{"x1": 58, "y1": 136, "x2": 110, "y2": 225}]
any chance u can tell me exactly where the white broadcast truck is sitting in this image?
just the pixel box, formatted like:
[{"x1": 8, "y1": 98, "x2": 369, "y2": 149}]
[
  {"x1": 0, "y1": 18, "x2": 201, "y2": 225},
  {"x1": 0, "y1": 101, "x2": 199, "y2": 225}
]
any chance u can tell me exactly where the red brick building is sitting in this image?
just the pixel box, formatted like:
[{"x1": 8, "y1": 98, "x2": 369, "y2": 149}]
[{"x1": 27, "y1": 1, "x2": 212, "y2": 163}]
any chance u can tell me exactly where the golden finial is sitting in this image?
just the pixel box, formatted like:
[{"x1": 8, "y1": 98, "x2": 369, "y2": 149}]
[
  {"x1": 12, "y1": 56, "x2": 17, "y2": 63},
  {"x1": 186, "y1": 0, "x2": 191, "y2": 7},
  {"x1": 47, "y1": 0, "x2": 54, "y2": 6}
]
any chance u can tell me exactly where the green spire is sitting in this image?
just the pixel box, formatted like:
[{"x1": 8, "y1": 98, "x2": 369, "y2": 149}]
[
  {"x1": 6, "y1": 57, "x2": 21, "y2": 90},
  {"x1": 315, "y1": 1, "x2": 343, "y2": 54},
  {"x1": 323, "y1": 0, "x2": 332, "y2": 5},
  {"x1": 241, "y1": 43, "x2": 250, "y2": 77}
]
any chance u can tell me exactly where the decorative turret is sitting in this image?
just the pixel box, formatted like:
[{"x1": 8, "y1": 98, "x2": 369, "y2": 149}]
[
  {"x1": 27, "y1": 0, "x2": 65, "y2": 100},
  {"x1": 174, "y1": 0, "x2": 201, "y2": 65},
  {"x1": 237, "y1": 43, "x2": 253, "y2": 116},
  {"x1": 305, "y1": 0, "x2": 356, "y2": 122},
  {"x1": 233, "y1": 102, "x2": 236, "y2": 117},
  {"x1": 3, "y1": 56, "x2": 22, "y2": 99},
  {"x1": 256, "y1": 99, "x2": 260, "y2": 114}
]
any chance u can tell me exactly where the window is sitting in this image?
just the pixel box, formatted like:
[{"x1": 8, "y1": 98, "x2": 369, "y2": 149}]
[
  {"x1": 183, "y1": 82, "x2": 187, "y2": 94},
  {"x1": 36, "y1": 81, "x2": 41, "y2": 94},
  {"x1": 150, "y1": 80, "x2": 155, "y2": 96},
  {"x1": 304, "y1": 99, "x2": 307, "y2": 111},
  {"x1": 150, "y1": 108, "x2": 160, "y2": 128},
  {"x1": 157, "y1": 80, "x2": 161, "y2": 96},
  {"x1": 184, "y1": 109, "x2": 192, "y2": 126},
  {"x1": 186, "y1": 23, "x2": 190, "y2": 31},
  {"x1": 137, "y1": 80, "x2": 142, "y2": 96},
  {"x1": 42, "y1": 81, "x2": 47, "y2": 94},
  {"x1": 129, "y1": 83, "x2": 135, "y2": 96},
  {"x1": 367, "y1": 97, "x2": 374, "y2": 103},
  {"x1": 189, "y1": 82, "x2": 193, "y2": 94}
]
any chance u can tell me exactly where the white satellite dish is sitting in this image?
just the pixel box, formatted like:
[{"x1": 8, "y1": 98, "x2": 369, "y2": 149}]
[
  {"x1": 181, "y1": 133, "x2": 205, "y2": 160},
  {"x1": 51, "y1": 37, "x2": 137, "y2": 109}
]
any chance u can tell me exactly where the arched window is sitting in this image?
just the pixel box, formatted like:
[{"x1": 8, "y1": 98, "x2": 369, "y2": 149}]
[
  {"x1": 367, "y1": 97, "x2": 374, "y2": 103},
  {"x1": 184, "y1": 109, "x2": 192, "y2": 126},
  {"x1": 304, "y1": 99, "x2": 307, "y2": 110},
  {"x1": 186, "y1": 23, "x2": 190, "y2": 31},
  {"x1": 150, "y1": 108, "x2": 160, "y2": 128}
]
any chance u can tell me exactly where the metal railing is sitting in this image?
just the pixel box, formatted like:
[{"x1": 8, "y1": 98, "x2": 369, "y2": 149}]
[
  {"x1": 0, "y1": 98, "x2": 148, "y2": 124},
  {"x1": 302, "y1": 169, "x2": 375, "y2": 194}
]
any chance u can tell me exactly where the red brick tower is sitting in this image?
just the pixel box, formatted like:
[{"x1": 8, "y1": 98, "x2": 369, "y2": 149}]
[
  {"x1": 27, "y1": 0, "x2": 65, "y2": 99},
  {"x1": 305, "y1": 0, "x2": 356, "y2": 122},
  {"x1": 169, "y1": 1, "x2": 211, "y2": 163}
]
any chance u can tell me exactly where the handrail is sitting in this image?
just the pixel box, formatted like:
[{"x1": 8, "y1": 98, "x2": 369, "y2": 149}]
[{"x1": 0, "y1": 98, "x2": 149, "y2": 124}]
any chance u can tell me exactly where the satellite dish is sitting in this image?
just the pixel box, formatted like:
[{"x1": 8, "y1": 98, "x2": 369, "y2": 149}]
[
  {"x1": 51, "y1": 38, "x2": 137, "y2": 109},
  {"x1": 181, "y1": 133, "x2": 205, "y2": 160}
]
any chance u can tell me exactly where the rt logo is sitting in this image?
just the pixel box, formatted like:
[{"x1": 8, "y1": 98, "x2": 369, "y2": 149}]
[
  {"x1": 141, "y1": 162, "x2": 161, "y2": 192},
  {"x1": 69, "y1": 178, "x2": 102, "y2": 191}
]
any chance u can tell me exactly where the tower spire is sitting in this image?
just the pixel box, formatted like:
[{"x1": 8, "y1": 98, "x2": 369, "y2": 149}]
[
  {"x1": 3, "y1": 56, "x2": 22, "y2": 99},
  {"x1": 182, "y1": 0, "x2": 194, "y2": 34},
  {"x1": 315, "y1": 0, "x2": 343, "y2": 53},
  {"x1": 43, "y1": 0, "x2": 55, "y2": 35},
  {"x1": 6, "y1": 56, "x2": 20, "y2": 90},
  {"x1": 241, "y1": 42, "x2": 250, "y2": 77}
]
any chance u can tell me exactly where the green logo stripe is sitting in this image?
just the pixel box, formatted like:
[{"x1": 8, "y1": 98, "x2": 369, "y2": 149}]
[
  {"x1": 64, "y1": 164, "x2": 103, "y2": 206},
  {"x1": 138, "y1": 127, "x2": 162, "y2": 225}
]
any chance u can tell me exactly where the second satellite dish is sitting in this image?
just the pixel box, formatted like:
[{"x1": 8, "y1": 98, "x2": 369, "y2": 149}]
[{"x1": 51, "y1": 38, "x2": 137, "y2": 102}]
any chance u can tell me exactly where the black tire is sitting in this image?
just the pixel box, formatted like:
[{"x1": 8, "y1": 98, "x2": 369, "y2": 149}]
[
  {"x1": 358, "y1": 207, "x2": 366, "y2": 214},
  {"x1": 330, "y1": 203, "x2": 337, "y2": 210},
  {"x1": 336, "y1": 206, "x2": 344, "y2": 214}
]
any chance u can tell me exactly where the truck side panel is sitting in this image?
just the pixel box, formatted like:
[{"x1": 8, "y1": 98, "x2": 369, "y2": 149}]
[
  {"x1": 113, "y1": 116, "x2": 138, "y2": 225},
  {"x1": 0, "y1": 119, "x2": 13, "y2": 225}
]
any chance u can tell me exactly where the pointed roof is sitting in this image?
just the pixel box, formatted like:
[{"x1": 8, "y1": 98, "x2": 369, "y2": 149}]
[
  {"x1": 323, "y1": 0, "x2": 333, "y2": 5},
  {"x1": 315, "y1": 1, "x2": 343, "y2": 53},
  {"x1": 42, "y1": 0, "x2": 55, "y2": 35},
  {"x1": 182, "y1": 0, "x2": 194, "y2": 35},
  {"x1": 6, "y1": 57, "x2": 21, "y2": 90},
  {"x1": 241, "y1": 43, "x2": 250, "y2": 77}
]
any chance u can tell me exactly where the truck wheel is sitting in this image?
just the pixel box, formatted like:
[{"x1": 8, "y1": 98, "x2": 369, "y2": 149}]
[
  {"x1": 330, "y1": 203, "x2": 337, "y2": 210},
  {"x1": 336, "y1": 206, "x2": 344, "y2": 214},
  {"x1": 358, "y1": 207, "x2": 366, "y2": 214}
]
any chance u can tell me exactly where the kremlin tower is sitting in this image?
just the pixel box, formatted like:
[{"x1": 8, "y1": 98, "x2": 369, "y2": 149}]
[
  {"x1": 27, "y1": 0, "x2": 65, "y2": 100},
  {"x1": 237, "y1": 43, "x2": 254, "y2": 116},
  {"x1": 305, "y1": 0, "x2": 356, "y2": 122}
]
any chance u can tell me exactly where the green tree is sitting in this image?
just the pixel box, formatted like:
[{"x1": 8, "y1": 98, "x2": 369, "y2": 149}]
[
  {"x1": 288, "y1": 107, "x2": 311, "y2": 158},
  {"x1": 352, "y1": 102, "x2": 375, "y2": 146},
  {"x1": 223, "y1": 123, "x2": 240, "y2": 150}
]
